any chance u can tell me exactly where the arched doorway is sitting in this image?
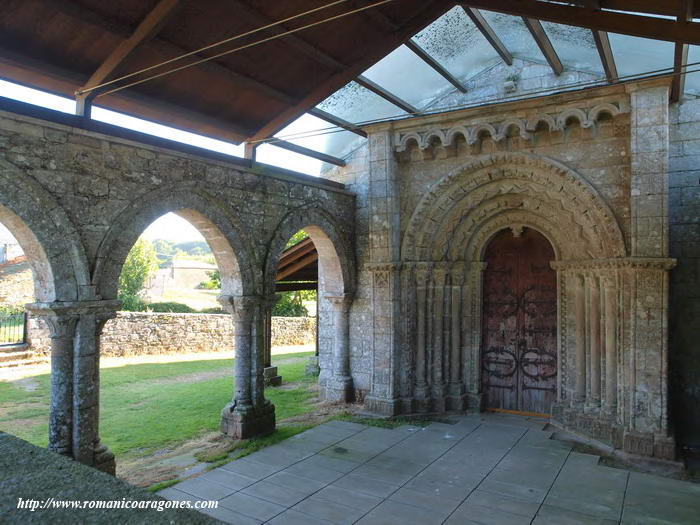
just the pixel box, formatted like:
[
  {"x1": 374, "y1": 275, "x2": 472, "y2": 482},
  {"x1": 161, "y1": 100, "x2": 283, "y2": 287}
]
[{"x1": 481, "y1": 227, "x2": 557, "y2": 415}]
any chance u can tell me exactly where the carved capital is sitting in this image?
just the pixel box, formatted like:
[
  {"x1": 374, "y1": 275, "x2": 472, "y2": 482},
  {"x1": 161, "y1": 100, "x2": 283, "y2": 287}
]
[
  {"x1": 26, "y1": 300, "x2": 121, "y2": 339},
  {"x1": 325, "y1": 293, "x2": 353, "y2": 312}
]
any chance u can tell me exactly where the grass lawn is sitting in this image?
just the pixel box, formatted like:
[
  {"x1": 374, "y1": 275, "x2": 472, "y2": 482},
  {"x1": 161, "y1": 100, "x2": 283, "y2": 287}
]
[{"x1": 0, "y1": 352, "x2": 317, "y2": 462}]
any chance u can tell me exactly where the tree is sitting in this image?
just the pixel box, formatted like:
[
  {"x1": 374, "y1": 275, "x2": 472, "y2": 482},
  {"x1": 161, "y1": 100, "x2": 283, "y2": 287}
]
[{"x1": 118, "y1": 238, "x2": 159, "y2": 299}]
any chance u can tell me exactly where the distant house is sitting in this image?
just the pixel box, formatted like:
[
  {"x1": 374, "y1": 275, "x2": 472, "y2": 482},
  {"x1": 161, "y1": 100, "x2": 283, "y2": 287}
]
[
  {"x1": 0, "y1": 224, "x2": 23, "y2": 264},
  {"x1": 145, "y1": 258, "x2": 217, "y2": 296}
]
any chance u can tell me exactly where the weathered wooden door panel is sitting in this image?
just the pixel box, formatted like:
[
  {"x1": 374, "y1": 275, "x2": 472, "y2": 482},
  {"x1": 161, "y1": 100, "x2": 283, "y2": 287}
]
[{"x1": 481, "y1": 228, "x2": 557, "y2": 414}]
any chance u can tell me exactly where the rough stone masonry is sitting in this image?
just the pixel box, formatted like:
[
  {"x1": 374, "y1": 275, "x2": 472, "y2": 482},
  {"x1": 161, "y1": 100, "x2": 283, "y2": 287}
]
[{"x1": 0, "y1": 73, "x2": 697, "y2": 473}]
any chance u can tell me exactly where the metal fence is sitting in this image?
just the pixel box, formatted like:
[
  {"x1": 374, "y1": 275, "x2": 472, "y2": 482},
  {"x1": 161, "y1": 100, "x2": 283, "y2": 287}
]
[{"x1": 0, "y1": 311, "x2": 27, "y2": 346}]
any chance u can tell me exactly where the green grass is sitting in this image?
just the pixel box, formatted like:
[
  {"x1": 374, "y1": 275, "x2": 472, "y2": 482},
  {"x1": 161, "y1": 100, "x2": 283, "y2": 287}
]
[{"x1": 0, "y1": 351, "x2": 315, "y2": 460}]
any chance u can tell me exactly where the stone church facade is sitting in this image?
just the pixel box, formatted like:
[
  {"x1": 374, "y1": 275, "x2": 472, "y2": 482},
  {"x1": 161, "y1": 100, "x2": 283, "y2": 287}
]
[
  {"x1": 0, "y1": 72, "x2": 697, "y2": 472},
  {"x1": 333, "y1": 77, "x2": 679, "y2": 461}
]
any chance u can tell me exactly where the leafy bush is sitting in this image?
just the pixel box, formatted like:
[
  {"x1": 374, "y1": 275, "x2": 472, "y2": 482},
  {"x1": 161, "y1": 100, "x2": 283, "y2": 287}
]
[
  {"x1": 118, "y1": 238, "x2": 159, "y2": 298},
  {"x1": 272, "y1": 292, "x2": 308, "y2": 317},
  {"x1": 119, "y1": 294, "x2": 148, "y2": 312},
  {"x1": 198, "y1": 269, "x2": 220, "y2": 290},
  {"x1": 146, "y1": 302, "x2": 196, "y2": 313},
  {"x1": 0, "y1": 305, "x2": 24, "y2": 316}
]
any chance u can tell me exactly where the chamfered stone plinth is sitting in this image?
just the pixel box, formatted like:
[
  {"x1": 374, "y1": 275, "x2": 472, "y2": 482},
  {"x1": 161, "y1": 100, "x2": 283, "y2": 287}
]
[
  {"x1": 220, "y1": 401, "x2": 275, "y2": 440},
  {"x1": 323, "y1": 375, "x2": 354, "y2": 403}
]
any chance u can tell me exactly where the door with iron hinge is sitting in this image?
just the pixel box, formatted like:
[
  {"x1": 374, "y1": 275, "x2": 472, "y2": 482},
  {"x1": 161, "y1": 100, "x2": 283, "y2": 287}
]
[{"x1": 481, "y1": 227, "x2": 557, "y2": 414}]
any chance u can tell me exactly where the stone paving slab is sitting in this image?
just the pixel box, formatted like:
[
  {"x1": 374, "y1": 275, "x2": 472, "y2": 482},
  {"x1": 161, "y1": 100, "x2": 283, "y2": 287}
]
[{"x1": 159, "y1": 414, "x2": 700, "y2": 524}]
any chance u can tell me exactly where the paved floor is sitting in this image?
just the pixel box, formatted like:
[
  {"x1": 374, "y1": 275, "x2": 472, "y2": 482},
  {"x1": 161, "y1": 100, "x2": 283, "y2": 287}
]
[{"x1": 159, "y1": 414, "x2": 700, "y2": 524}]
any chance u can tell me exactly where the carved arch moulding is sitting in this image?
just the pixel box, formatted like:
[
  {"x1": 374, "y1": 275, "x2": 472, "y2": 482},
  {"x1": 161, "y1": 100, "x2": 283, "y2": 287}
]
[
  {"x1": 401, "y1": 152, "x2": 627, "y2": 264},
  {"x1": 394, "y1": 102, "x2": 627, "y2": 159}
]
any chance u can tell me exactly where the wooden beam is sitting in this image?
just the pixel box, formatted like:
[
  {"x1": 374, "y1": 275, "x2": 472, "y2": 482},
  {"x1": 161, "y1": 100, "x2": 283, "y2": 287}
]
[
  {"x1": 672, "y1": 0, "x2": 694, "y2": 102},
  {"x1": 248, "y1": 0, "x2": 452, "y2": 142},
  {"x1": 356, "y1": 75, "x2": 419, "y2": 114},
  {"x1": 269, "y1": 140, "x2": 347, "y2": 167},
  {"x1": 457, "y1": 1, "x2": 700, "y2": 44},
  {"x1": 308, "y1": 108, "x2": 367, "y2": 137},
  {"x1": 405, "y1": 39, "x2": 467, "y2": 93},
  {"x1": 522, "y1": 18, "x2": 563, "y2": 76},
  {"x1": 276, "y1": 252, "x2": 319, "y2": 281},
  {"x1": 76, "y1": 0, "x2": 185, "y2": 105},
  {"x1": 229, "y1": 0, "x2": 346, "y2": 71},
  {"x1": 593, "y1": 30, "x2": 618, "y2": 83},
  {"x1": 462, "y1": 7, "x2": 513, "y2": 65},
  {"x1": 0, "y1": 47, "x2": 254, "y2": 141},
  {"x1": 275, "y1": 282, "x2": 317, "y2": 292},
  {"x1": 41, "y1": 0, "x2": 297, "y2": 108}
]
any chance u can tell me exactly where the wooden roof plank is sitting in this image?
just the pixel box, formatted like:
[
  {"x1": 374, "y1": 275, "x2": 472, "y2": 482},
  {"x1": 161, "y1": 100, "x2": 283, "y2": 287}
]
[
  {"x1": 593, "y1": 30, "x2": 618, "y2": 83},
  {"x1": 308, "y1": 107, "x2": 367, "y2": 137},
  {"x1": 356, "y1": 75, "x2": 419, "y2": 115},
  {"x1": 248, "y1": 0, "x2": 451, "y2": 142},
  {"x1": 462, "y1": 7, "x2": 513, "y2": 66},
  {"x1": 405, "y1": 39, "x2": 467, "y2": 93},
  {"x1": 457, "y1": 1, "x2": 700, "y2": 44},
  {"x1": 522, "y1": 17, "x2": 563, "y2": 76},
  {"x1": 672, "y1": 0, "x2": 694, "y2": 102},
  {"x1": 270, "y1": 139, "x2": 347, "y2": 167},
  {"x1": 277, "y1": 252, "x2": 319, "y2": 281},
  {"x1": 77, "y1": 0, "x2": 185, "y2": 98}
]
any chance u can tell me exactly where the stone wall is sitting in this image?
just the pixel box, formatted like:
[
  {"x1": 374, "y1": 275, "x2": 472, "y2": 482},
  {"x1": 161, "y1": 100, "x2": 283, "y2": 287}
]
[
  {"x1": 28, "y1": 313, "x2": 316, "y2": 357},
  {"x1": 669, "y1": 98, "x2": 700, "y2": 448}
]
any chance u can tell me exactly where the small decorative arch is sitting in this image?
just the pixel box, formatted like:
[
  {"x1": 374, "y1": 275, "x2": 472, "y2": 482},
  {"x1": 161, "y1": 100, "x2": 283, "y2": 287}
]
[
  {"x1": 556, "y1": 108, "x2": 593, "y2": 129},
  {"x1": 588, "y1": 103, "x2": 621, "y2": 122},
  {"x1": 495, "y1": 118, "x2": 532, "y2": 141},
  {"x1": 526, "y1": 113, "x2": 558, "y2": 132},
  {"x1": 0, "y1": 158, "x2": 90, "y2": 302},
  {"x1": 402, "y1": 152, "x2": 626, "y2": 263},
  {"x1": 469, "y1": 123, "x2": 498, "y2": 144},
  {"x1": 263, "y1": 206, "x2": 355, "y2": 296},
  {"x1": 395, "y1": 132, "x2": 421, "y2": 153},
  {"x1": 93, "y1": 185, "x2": 257, "y2": 300},
  {"x1": 421, "y1": 129, "x2": 448, "y2": 150}
]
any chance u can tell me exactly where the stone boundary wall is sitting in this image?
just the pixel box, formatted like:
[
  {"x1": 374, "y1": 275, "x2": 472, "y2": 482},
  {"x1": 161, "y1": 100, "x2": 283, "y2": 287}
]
[{"x1": 28, "y1": 313, "x2": 316, "y2": 357}]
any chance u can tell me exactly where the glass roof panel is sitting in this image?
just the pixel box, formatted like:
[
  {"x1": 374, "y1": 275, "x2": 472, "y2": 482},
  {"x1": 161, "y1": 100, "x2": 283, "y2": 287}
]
[
  {"x1": 316, "y1": 81, "x2": 409, "y2": 126},
  {"x1": 540, "y1": 22, "x2": 603, "y2": 75},
  {"x1": 273, "y1": 113, "x2": 362, "y2": 160},
  {"x1": 362, "y1": 44, "x2": 452, "y2": 109},
  {"x1": 413, "y1": 6, "x2": 501, "y2": 81},
  {"x1": 608, "y1": 33, "x2": 674, "y2": 79},
  {"x1": 683, "y1": 45, "x2": 700, "y2": 95},
  {"x1": 256, "y1": 143, "x2": 323, "y2": 176},
  {"x1": 479, "y1": 11, "x2": 546, "y2": 64}
]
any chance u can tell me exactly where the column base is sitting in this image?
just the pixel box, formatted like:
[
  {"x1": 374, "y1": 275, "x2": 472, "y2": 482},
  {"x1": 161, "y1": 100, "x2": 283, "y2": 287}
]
[
  {"x1": 364, "y1": 395, "x2": 401, "y2": 416},
  {"x1": 446, "y1": 394, "x2": 467, "y2": 411},
  {"x1": 93, "y1": 442, "x2": 116, "y2": 476},
  {"x1": 220, "y1": 402, "x2": 276, "y2": 440},
  {"x1": 305, "y1": 356, "x2": 320, "y2": 377},
  {"x1": 263, "y1": 366, "x2": 282, "y2": 387},
  {"x1": 323, "y1": 375, "x2": 354, "y2": 403}
]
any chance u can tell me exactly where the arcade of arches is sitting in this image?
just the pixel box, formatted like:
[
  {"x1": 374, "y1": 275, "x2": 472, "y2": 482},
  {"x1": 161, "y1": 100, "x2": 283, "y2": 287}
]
[{"x1": 0, "y1": 75, "x2": 691, "y2": 473}]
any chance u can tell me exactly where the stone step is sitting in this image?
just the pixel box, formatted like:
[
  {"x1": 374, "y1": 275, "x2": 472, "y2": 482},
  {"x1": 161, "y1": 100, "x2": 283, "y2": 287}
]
[
  {"x1": 0, "y1": 350, "x2": 33, "y2": 363},
  {"x1": 0, "y1": 357, "x2": 47, "y2": 368}
]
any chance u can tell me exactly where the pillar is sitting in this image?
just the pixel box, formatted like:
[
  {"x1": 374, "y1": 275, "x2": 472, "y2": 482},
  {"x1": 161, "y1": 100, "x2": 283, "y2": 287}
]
[
  {"x1": 324, "y1": 293, "x2": 353, "y2": 402},
  {"x1": 27, "y1": 300, "x2": 120, "y2": 475},
  {"x1": 263, "y1": 294, "x2": 282, "y2": 387},
  {"x1": 587, "y1": 274, "x2": 601, "y2": 408},
  {"x1": 602, "y1": 276, "x2": 618, "y2": 416},
  {"x1": 218, "y1": 295, "x2": 275, "y2": 439},
  {"x1": 431, "y1": 266, "x2": 447, "y2": 412},
  {"x1": 414, "y1": 263, "x2": 431, "y2": 411},
  {"x1": 573, "y1": 274, "x2": 586, "y2": 404},
  {"x1": 447, "y1": 265, "x2": 466, "y2": 410}
]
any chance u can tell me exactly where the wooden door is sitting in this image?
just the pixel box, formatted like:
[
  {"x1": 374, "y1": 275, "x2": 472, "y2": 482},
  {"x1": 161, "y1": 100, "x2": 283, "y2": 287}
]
[{"x1": 481, "y1": 228, "x2": 557, "y2": 414}]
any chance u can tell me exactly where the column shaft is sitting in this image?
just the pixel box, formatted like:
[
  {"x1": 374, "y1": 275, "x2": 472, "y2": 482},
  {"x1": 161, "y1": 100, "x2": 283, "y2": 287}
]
[
  {"x1": 588, "y1": 276, "x2": 601, "y2": 405},
  {"x1": 574, "y1": 275, "x2": 586, "y2": 403},
  {"x1": 603, "y1": 279, "x2": 618, "y2": 413}
]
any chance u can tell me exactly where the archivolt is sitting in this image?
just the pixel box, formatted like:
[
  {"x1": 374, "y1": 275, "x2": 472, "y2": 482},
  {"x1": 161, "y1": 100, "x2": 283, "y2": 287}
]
[
  {"x1": 264, "y1": 205, "x2": 355, "y2": 296},
  {"x1": 93, "y1": 184, "x2": 257, "y2": 300},
  {"x1": 402, "y1": 152, "x2": 626, "y2": 262},
  {"x1": 0, "y1": 158, "x2": 90, "y2": 302}
]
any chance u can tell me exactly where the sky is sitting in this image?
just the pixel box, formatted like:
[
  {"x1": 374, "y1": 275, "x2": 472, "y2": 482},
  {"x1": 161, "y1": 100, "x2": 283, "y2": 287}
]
[{"x1": 0, "y1": 79, "x2": 325, "y2": 242}]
